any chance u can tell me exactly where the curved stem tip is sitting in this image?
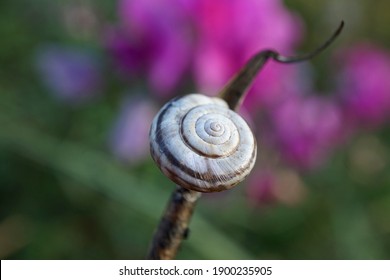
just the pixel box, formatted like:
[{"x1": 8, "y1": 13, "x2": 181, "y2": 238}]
[{"x1": 218, "y1": 21, "x2": 345, "y2": 110}]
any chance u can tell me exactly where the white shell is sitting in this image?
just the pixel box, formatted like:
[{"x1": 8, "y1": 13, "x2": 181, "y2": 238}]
[{"x1": 149, "y1": 94, "x2": 257, "y2": 192}]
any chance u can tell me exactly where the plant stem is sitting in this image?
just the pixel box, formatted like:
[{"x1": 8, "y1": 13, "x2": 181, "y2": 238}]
[
  {"x1": 146, "y1": 186, "x2": 201, "y2": 259},
  {"x1": 146, "y1": 21, "x2": 344, "y2": 260}
]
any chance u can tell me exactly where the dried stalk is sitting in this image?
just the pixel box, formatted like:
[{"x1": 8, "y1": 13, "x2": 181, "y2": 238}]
[
  {"x1": 147, "y1": 21, "x2": 344, "y2": 260},
  {"x1": 146, "y1": 186, "x2": 201, "y2": 259}
]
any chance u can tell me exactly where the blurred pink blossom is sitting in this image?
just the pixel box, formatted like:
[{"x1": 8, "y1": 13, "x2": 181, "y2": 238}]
[
  {"x1": 247, "y1": 169, "x2": 277, "y2": 205},
  {"x1": 36, "y1": 45, "x2": 103, "y2": 104},
  {"x1": 268, "y1": 96, "x2": 344, "y2": 169},
  {"x1": 192, "y1": 0, "x2": 303, "y2": 112},
  {"x1": 105, "y1": 0, "x2": 303, "y2": 107},
  {"x1": 109, "y1": 97, "x2": 157, "y2": 163},
  {"x1": 105, "y1": 0, "x2": 193, "y2": 98},
  {"x1": 337, "y1": 43, "x2": 390, "y2": 128}
]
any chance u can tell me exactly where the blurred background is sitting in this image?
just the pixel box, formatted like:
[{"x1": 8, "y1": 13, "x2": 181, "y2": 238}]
[{"x1": 1, "y1": 0, "x2": 390, "y2": 260}]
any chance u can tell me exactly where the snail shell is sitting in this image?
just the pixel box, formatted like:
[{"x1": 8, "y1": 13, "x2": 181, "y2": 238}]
[{"x1": 149, "y1": 94, "x2": 257, "y2": 192}]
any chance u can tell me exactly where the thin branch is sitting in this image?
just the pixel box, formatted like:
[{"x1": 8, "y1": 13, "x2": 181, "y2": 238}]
[
  {"x1": 147, "y1": 187, "x2": 201, "y2": 259},
  {"x1": 219, "y1": 21, "x2": 344, "y2": 110},
  {"x1": 146, "y1": 21, "x2": 344, "y2": 260}
]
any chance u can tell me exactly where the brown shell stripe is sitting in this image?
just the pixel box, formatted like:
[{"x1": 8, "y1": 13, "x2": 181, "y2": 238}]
[{"x1": 154, "y1": 101, "x2": 256, "y2": 184}]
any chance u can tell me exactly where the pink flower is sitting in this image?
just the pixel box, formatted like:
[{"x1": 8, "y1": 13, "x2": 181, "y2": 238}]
[
  {"x1": 337, "y1": 43, "x2": 390, "y2": 128},
  {"x1": 247, "y1": 169, "x2": 277, "y2": 205},
  {"x1": 268, "y1": 95, "x2": 343, "y2": 169},
  {"x1": 109, "y1": 97, "x2": 157, "y2": 163},
  {"x1": 105, "y1": 0, "x2": 194, "y2": 98},
  {"x1": 193, "y1": 0, "x2": 303, "y2": 112},
  {"x1": 105, "y1": 0, "x2": 303, "y2": 106}
]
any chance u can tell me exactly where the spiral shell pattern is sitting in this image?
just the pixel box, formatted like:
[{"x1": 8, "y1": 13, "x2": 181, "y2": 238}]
[{"x1": 149, "y1": 94, "x2": 257, "y2": 192}]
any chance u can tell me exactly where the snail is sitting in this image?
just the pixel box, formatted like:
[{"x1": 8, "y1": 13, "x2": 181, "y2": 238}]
[
  {"x1": 149, "y1": 21, "x2": 344, "y2": 194},
  {"x1": 149, "y1": 94, "x2": 256, "y2": 192}
]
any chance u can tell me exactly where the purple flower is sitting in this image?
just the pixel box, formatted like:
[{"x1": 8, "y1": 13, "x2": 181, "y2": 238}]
[
  {"x1": 36, "y1": 45, "x2": 103, "y2": 104},
  {"x1": 268, "y1": 95, "x2": 343, "y2": 169},
  {"x1": 193, "y1": 0, "x2": 303, "y2": 112},
  {"x1": 246, "y1": 169, "x2": 277, "y2": 205},
  {"x1": 105, "y1": 0, "x2": 303, "y2": 106},
  {"x1": 105, "y1": 0, "x2": 193, "y2": 98},
  {"x1": 109, "y1": 97, "x2": 157, "y2": 163},
  {"x1": 337, "y1": 43, "x2": 390, "y2": 128}
]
